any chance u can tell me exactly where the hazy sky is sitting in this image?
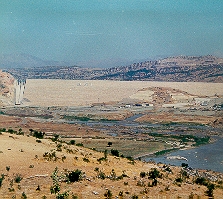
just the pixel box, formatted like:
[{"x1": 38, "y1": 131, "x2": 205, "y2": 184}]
[{"x1": 1, "y1": 0, "x2": 223, "y2": 67}]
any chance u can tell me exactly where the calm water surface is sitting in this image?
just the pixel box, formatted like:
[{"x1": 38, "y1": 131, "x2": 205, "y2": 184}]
[{"x1": 143, "y1": 137, "x2": 223, "y2": 173}]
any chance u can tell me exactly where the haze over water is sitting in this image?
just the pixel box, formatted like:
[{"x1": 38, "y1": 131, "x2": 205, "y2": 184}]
[{"x1": 1, "y1": 0, "x2": 223, "y2": 67}]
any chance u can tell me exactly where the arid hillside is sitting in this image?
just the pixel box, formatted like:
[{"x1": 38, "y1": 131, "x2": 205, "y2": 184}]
[
  {"x1": 0, "y1": 71, "x2": 14, "y2": 106},
  {"x1": 0, "y1": 127, "x2": 223, "y2": 198}
]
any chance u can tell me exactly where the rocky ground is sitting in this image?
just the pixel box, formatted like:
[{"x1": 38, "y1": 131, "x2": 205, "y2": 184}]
[{"x1": 0, "y1": 71, "x2": 14, "y2": 106}]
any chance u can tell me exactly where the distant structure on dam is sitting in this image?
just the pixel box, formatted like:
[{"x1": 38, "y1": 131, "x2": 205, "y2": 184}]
[{"x1": 15, "y1": 79, "x2": 26, "y2": 105}]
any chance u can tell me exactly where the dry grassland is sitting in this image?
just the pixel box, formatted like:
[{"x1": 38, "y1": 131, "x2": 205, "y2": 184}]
[
  {"x1": 1, "y1": 132, "x2": 222, "y2": 198},
  {"x1": 23, "y1": 80, "x2": 223, "y2": 107}
]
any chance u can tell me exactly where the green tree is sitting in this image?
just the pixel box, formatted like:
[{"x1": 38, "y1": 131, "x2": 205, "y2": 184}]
[{"x1": 107, "y1": 142, "x2": 112, "y2": 147}]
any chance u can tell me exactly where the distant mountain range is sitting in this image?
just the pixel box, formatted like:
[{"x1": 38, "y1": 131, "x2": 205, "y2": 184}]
[
  {"x1": 3, "y1": 55, "x2": 223, "y2": 83},
  {"x1": 0, "y1": 53, "x2": 70, "y2": 69}
]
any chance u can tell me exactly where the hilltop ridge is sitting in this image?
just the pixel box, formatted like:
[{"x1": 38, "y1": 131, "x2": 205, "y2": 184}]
[{"x1": 4, "y1": 55, "x2": 223, "y2": 83}]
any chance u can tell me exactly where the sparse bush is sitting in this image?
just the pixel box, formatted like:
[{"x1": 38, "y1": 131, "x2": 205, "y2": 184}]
[
  {"x1": 0, "y1": 174, "x2": 4, "y2": 187},
  {"x1": 50, "y1": 167, "x2": 60, "y2": 194},
  {"x1": 195, "y1": 177, "x2": 208, "y2": 186},
  {"x1": 83, "y1": 157, "x2": 90, "y2": 163},
  {"x1": 137, "y1": 180, "x2": 145, "y2": 187},
  {"x1": 14, "y1": 174, "x2": 23, "y2": 183},
  {"x1": 36, "y1": 139, "x2": 42, "y2": 143},
  {"x1": 181, "y1": 163, "x2": 188, "y2": 168},
  {"x1": 104, "y1": 150, "x2": 108, "y2": 159},
  {"x1": 165, "y1": 185, "x2": 170, "y2": 191},
  {"x1": 52, "y1": 134, "x2": 59, "y2": 142},
  {"x1": 21, "y1": 192, "x2": 27, "y2": 199},
  {"x1": 126, "y1": 156, "x2": 134, "y2": 161},
  {"x1": 33, "y1": 131, "x2": 45, "y2": 139},
  {"x1": 164, "y1": 166, "x2": 172, "y2": 173},
  {"x1": 107, "y1": 142, "x2": 112, "y2": 147},
  {"x1": 62, "y1": 155, "x2": 66, "y2": 162},
  {"x1": 140, "y1": 171, "x2": 146, "y2": 178},
  {"x1": 97, "y1": 157, "x2": 106, "y2": 163},
  {"x1": 0, "y1": 128, "x2": 6, "y2": 132},
  {"x1": 36, "y1": 185, "x2": 41, "y2": 191},
  {"x1": 206, "y1": 183, "x2": 215, "y2": 197},
  {"x1": 97, "y1": 171, "x2": 106, "y2": 180},
  {"x1": 6, "y1": 166, "x2": 10, "y2": 171},
  {"x1": 43, "y1": 151, "x2": 58, "y2": 161},
  {"x1": 66, "y1": 170, "x2": 82, "y2": 182},
  {"x1": 175, "y1": 177, "x2": 183, "y2": 183},
  {"x1": 111, "y1": 149, "x2": 119, "y2": 157},
  {"x1": 148, "y1": 168, "x2": 161, "y2": 180},
  {"x1": 119, "y1": 191, "x2": 123, "y2": 196},
  {"x1": 76, "y1": 143, "x2": 83, "y2": 147},
  {"x1": 132, "y1": 195, "x2": 138, "y2": 199},
  {"x1": 56, "y1": 191, "x2": 69, "y2": 199},
  {"x1": 56, "y1": 144, "x2": 62, "y2": 151},
  {"x1": 104, "y1": 189, "x2": 112, "y2": 199},
  {"x1": 109, "y1": 169, "x2": 116, "y2": 180},
  {"x1": 94, "y1": 167, "x2": 99, "y2": 172},
  {"x1": 69, "y1": 140, "x2": 75, "y2": 145}
]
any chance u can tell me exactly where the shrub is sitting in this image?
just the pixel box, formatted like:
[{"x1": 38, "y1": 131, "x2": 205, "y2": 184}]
[
  {"x1": 206, "y1": 183, "x2": 215, "y2": 197},
  {"x1": 140, "y1": 171, "x2": 146, "y2": 178},
  {"x1": 8, "y1": 129, "x2": 15, "y2": 134},
  {"x1": 175, "y1": 177, "x2": 183, "y2": 183},
  {"x1": 164, "y1": 166, "x2": 172, "y2": 173},
  {"x1": 33, "y1": 131, "x2": 45, "y2": 139},
  {"x1": 62, "y1": 155, "x2": 66, "y2": 162},
  {"x1": 148, "y1": 168, "x2": 161, "y2": 180},
  {"x1": 97, "y1": 171, "x2": 106, "y2": 180},
  {"x1": 56, "y1": 144, "x2": 62, "y2": 151},
  {"x1": 0, "y1": 128, "x2": 6, "y2": 132},
  {"x1": 14, "y1": 174, "x2": 23, "y2": 183},
  {"x1": 56, "y1": 191, "x2": 69, "y2": 199},
  {"x1": 21, "y1": 192, "x2": 27, "y2": 199},
  {"x1": 181, "y1": 163, "x2": 188, "y2": 168},
  {"x1": 126, "y1": 156, "x2": 134, "y2": 161},
  {"x1": 97, "y1": 157, "x2": 106, "y2": 163},
  {"x1": 104, "y1": 189, "x2": 112, "y2": 199},
  {"x1": 52, "y1": 134, "x2": 59, "y2": 142},
  {"x1": 76, "y1": 143, "x2": 83, "y2": 147},
  {"x1": 6, "y1": 166, "x2": 10, "y2": 171},
  {"x1": 107, "y1": 142, "x2": 112, "y2": 147},
  {"x1": 195, "y1": 177, "x2": 207, "y2": 186},
  {"x1": 83, "y1": 158, "x2": 90, "y2": 163},
  {"x1": 66, "y1": 170, "x2": 82, "y2": 182},
  {"x1": 69, "y1": 140, "x2": 75, "y2": 145},
  {"x1": 111, "y1": 149, "x2": 119, "y2": 157},
  {"x1": 0, "y1": 174, "x2": 4, "y2": 187}
]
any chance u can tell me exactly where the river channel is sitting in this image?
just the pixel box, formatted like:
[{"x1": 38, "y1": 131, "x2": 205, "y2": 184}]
[{"x1": 66, "y1": 114, "x2": 223, "y2": 173}]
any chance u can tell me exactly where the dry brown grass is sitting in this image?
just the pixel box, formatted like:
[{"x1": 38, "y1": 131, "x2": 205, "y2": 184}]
[
  {"x1": 1, "y1": 132, "x2": 222, "y2": 198},
  {"x1": 23, "y1": 80, "x2": 223, "y2": 107}
]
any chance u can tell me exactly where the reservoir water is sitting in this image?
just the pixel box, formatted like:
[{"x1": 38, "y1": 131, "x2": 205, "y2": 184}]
[{"x1": 143, "y1": 136, "x2": 223, "y2": 173}]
